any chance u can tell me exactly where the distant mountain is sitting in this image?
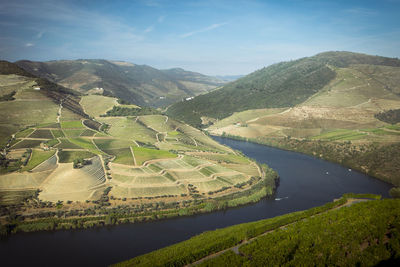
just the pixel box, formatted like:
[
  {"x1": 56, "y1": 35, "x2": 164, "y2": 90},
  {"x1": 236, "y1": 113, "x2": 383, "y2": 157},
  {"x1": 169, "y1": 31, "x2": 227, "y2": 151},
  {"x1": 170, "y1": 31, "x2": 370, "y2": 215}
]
[
  {"x1": 15, "y1": 60, "x2": 226, "y2": 107},
  {"x1": 166, "y1": 51, "x2": 400, "y2": 127}
]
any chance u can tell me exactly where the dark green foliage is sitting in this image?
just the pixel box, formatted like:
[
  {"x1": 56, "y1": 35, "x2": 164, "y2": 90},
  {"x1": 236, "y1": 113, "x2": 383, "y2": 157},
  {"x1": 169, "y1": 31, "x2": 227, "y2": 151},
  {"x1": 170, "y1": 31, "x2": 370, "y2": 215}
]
[
  {"x1": 117, "y1": 98, "x2": 130, "y2": 105},
  {"x1": 113, "y1": 197, "x2": 348, "y2": 267},
  {"x1": 375, "y1": 109, "x2": 400, "y2": 124},
  {"x1": 101, "y1": 106, "x2": 160, "y2": 117},
  {"x1": 342, "y1": 193, "x2": 381, "y2": 199},
  {"x1": 390, "y1": 187, "x2": 400, "y2": 198},
  {"x1": 115, "y1": 198, "x2": 400, "y2": 267},
  {"x1": 72, "y1": 158, "x2": 91, "y2": 168},
  {"x1": 58, "y1": 151, "x2": 95, "y2": 163},
  {"x1": 197, "y1": 250, "x2": 245, "y2": 267},
  {"x1": 29, "y1": 129, "x2": 53, "y2": 139},
  {"x1": 56, "y1": 139, "x2": 82, "y2": 149},
  {"x1": 0, "y1": 153, "x2": 22, "y2": 174},
  {"x1": 35, "y1": 77, "x2": 79, "y2": 96},
  {"x1": 167, "y1": 52, "x2": 400, "y2": 126},
  {"x1": 0, "y1": 60, "x2": 35, "y2": 77},
  {"x1": 236, "y1": 199, "x2": 400, "y2": 267},
  {"x1": 82, "y1": 119, "x2": 102, "y2": 131},
  {"x1": 12, "y1": 139, "x2": 42, "y2": 149},
  {"x1": 0, "y1": 91, "x2": 16, "y2": 101}
]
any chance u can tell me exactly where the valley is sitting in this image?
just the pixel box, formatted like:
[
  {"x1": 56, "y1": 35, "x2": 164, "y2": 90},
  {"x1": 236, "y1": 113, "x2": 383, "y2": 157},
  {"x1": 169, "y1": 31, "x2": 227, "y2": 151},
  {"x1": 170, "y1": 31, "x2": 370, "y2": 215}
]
[
  {"x1": 166, "y1": 52, "x2": 400, "y2": 187},
  {"x1": 2, "y1": 0, "x2": 400, "y2": 265},
  {"x1": 0, "y1": 61, "x2": 277, "y2": 234},
  {"x1": 1, "y1": 51, "x2": 399, "y2": 266}
]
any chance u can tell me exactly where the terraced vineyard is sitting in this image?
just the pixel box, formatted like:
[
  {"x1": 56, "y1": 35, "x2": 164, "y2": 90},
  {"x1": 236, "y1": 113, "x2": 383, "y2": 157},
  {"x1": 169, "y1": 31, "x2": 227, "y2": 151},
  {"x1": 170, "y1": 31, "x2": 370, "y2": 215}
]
[{"x1": 1, "y1": 87, "x2": 276, "y2": 231}]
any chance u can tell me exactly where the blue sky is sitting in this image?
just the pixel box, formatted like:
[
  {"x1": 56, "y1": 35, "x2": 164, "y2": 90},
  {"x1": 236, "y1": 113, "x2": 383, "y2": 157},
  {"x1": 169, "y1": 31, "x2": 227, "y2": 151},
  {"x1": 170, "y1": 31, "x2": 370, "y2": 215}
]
[{"x1": 0, "y1": 0, "x2": 399, "y2": 75}]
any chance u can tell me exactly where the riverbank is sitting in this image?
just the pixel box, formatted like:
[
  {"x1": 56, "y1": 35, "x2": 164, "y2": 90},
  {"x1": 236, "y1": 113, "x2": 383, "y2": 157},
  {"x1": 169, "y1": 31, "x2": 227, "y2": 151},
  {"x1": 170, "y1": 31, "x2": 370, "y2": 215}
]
[
  {"x1": 0, "y1": 163, "x2": 279, "y2": 236},
  {"x1": 215, "y1": 133, "x2": 400, "y2": 189},
  {"x1": 115, "y1": 193, "x2": 400, "y2": 267},
  {"x1": 0, "y1": 137, "x2": 392, "y2": 266}
]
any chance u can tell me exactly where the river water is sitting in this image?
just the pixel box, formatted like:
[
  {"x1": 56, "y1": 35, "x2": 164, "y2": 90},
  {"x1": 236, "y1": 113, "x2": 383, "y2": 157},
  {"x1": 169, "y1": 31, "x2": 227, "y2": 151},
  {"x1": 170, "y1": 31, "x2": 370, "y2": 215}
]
[{"x1": 0, "y1": 137, "x2": 392, "y2": 266}]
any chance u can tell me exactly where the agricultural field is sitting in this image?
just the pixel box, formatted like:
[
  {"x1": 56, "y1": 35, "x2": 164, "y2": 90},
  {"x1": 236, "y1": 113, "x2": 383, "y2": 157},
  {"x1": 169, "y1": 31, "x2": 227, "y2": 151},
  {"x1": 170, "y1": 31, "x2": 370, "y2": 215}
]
[
  {"x1": 137, "y1": 115, "x2": 174, "y2": 133},
  {"x1": 56, "y1": 138, "x2": 82, "y2": 149},
  {"x1": 28, "y1": 129, "x2": 54, "y2": 139},
  {"x1": 108, "y1": 152, "x2": 258, "y2": 199},
  {"x1": 12, "y1": 139, "x2": 43, "y2": 149},
  {"x1": 80, "y1": 95, "x2": 117, "y2": 117},
  {"x1": 190, "y1": 152, "x2": 251, "y2": 165},
  {"x1": 37, "y1": 122, "x2": 60, "y2": 129},
  {"x1": 0, "y1": 79, "x2": 59, "y2": 146},
  {"x1": 311, "y1": 129, "x2": 367, "y2": 141},
  {"x1": 80, "y1": 129, "x2": 97, "y2": 137},
  {"x1": 107, "y1": 148, "x2": 134, "y2": 165},
  {"x1": 39, "y1": 157, "x2": 105, "y2": 202},
  {"x1": 94, "y1": 139, "x2": 136, "y2": 150},
  {"x1": 68, "y1": 137, "x2": 103, "y2": 154},
  {"x1": 98, "y1": 116, "x2": 158, "y2": 144},
  {"x1": 58, "y1": 151, "x2": 96, "y2": 163},
  {"x1": 1, "y1": 92, "x2": 266, "y2": 225},
  {"x1": 111, "y1": 184, "x2": 187, "y2": 198},
  {"x1": 21, "y1": 150, "x2": 56, "y2": 171},
  {"x1": 63, "y1": 129, "x2": 85, "y2": 138},
  {"x1": 15, "y1": 128, "x2": 34, "y2": 138},
  {"x1": 61, "y1": 120, "x2": 84, "y2": 129},
  {"x1": 132, "y1": 147, "x2": 176, "y2": 165},
  {"x1": 51, "y1": 129, "x2": 65, "y2": 138}
]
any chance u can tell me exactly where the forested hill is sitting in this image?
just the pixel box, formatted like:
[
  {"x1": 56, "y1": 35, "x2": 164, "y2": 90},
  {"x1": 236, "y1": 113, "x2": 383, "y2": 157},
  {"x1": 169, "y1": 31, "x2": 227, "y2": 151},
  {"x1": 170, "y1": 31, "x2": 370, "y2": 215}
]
[
  {"x1": 166, "y1": 51, "x2": 400, "y2": 127},
  {"x1": 16, "y1": 59, "x2": 226, "y2": 107}
]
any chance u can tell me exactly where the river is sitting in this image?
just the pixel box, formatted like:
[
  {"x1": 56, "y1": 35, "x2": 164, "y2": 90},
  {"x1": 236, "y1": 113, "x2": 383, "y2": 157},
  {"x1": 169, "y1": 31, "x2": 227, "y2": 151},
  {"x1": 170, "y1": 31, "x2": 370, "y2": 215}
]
[{"x1": 0, "y1": 137, "x2": 392, "y2": 266}]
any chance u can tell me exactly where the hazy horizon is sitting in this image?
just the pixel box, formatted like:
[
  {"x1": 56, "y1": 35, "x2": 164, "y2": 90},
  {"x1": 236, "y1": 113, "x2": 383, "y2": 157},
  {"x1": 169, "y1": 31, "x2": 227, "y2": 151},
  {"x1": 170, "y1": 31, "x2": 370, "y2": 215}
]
[{"x1": 1, "y1": 0, "x2": 400, "y2": 75}]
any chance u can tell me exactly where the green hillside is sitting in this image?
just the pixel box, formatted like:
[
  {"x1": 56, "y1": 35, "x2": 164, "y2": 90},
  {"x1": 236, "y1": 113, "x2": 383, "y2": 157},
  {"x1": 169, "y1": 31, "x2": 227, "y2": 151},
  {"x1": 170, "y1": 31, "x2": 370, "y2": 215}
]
[
  {"x1": 205, "y1": 52, "x2": 400, "y2": 186},
  {"x1": 1, "y1": 67, "x2": 277, "y2": 234},
  {"x1": 115, "y1": 195, "x2": 400, "y2": 267},
  {"x1": 16, "y1": 60, "x2": 226, "y2": 107},
  {"x1": 167, "y1": 51, "x2": 400, "y2": 127}
]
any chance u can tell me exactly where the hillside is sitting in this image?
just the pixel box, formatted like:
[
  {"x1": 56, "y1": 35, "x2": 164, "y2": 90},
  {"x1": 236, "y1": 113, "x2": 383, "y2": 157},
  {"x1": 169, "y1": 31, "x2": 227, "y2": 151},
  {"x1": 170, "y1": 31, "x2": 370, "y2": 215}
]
[
  {"x1": 0, "y1": 61, "x2": 88, "y2": 148},
  {"x1": 167, "y1": 51, "x2": 400, "y2": 127},
  {"x1": 16, "y1": 60, "x2": 226, "y2": 107},
  {"x1": 115, "y1": 195, "x2": 400, "y2": 266},
  {"x1": 164, "y1": 51, "x2": 400, "y2": 186},
  {"x1": 0, "y1": 82, "x2": 278, "y2": 234}
]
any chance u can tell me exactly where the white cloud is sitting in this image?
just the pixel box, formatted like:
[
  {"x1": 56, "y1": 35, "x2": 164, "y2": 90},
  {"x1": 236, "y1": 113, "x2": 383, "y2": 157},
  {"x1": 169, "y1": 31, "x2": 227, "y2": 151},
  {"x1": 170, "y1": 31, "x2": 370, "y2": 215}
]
[
  {"x1": 0, "y1": 1, "x2": 144, "y2": 48},
  {"x1": 25, "y1": 42, "x2": 34, "y2": 47},
  {"x1": 180, "y1": 22, "x2": 228, "y2": 38},
  {"x1": 144, "y1": 26, "x2": 154, "y2": 33}
]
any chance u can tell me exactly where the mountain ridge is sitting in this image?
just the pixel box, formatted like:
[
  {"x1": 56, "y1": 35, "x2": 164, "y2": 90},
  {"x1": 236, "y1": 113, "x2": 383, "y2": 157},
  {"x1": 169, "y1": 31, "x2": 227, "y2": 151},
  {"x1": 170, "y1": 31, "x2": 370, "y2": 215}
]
[
  {"x1": 166, "y1": 51, "x2": 400, "y2": 127},
  {"x1": 15, "y1": 59, "x2": 226, "y2": 107}
]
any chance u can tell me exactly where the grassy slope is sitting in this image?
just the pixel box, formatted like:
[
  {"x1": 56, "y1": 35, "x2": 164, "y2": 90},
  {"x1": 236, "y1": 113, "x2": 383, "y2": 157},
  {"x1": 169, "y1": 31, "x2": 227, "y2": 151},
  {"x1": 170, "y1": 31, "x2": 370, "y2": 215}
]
[
  {"x1": 80, "y1": 95, "x2": 117, "y2": 117},
  {"x1": 115, "y1": 196, "x2": 400, "y2": 267},
  {"x1": 204, "y1": 198, "x2": 400, "y2": 266},
  {"x1": 132, "y1": 147, "x2": 176, "y2": 165},
  {"x1": 21, "y1": 150, "x2": 55, "y2": 171},
  {"x1": 0, "y1": 61, "x2": 88, "y2": 147},
  {"x1": 206, "y1": 53, "x2": 400, "y2": 186},
  {"x1": 167, "y1": 51, "x2": 400, "y2": 127}
]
